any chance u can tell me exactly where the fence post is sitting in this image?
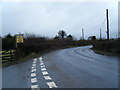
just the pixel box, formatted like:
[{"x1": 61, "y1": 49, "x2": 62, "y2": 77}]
[{"x1": 10, "y1": 49, "x2": 13, "y2": 61}]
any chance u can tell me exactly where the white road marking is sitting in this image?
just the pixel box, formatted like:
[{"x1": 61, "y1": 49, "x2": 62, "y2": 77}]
[
  {"x1": 44, "y1": 76, "x2": 52, "y2": 80},
  {"x1": 39, "y1": 57, "x2": 43, "y2": 60},
  {"x1": 32, "y1": 67, "x2": 35, "y2": 69},
  {"x1": 31, "y1": 73, "x2": 36, "y2": 77},
  {"x1": 31, "y1": 59, "x2": 40, "y2": 89},
  {"x1": 40, "y1": 63, "x2": 44, "y2": 66},
  {"x1": 41, "y1": 65, "x2": 45, "y2": 68},
  {"x1": 34, "y1": 58, "x2": 37, "y2": 61},
  {"x1": 40, "y1": 61, "x2": 43, "y2": 63},
  {"x1": 41, "y1": 68, "x2": 46, "y2": 71},
  {"x1": 32, "y1": 64, "x2": 36, "y2": 67},
  {"x1": 42, "y1": 71, "x2": 49, "y2": 75},
  {"x1": 31, "y1": 78, "x2": 38, "y2": 83},
  {"x1": 31, "y1": 85, "x2": 39, "y2": 88},
  {"x1": 31, "y1": 69, "x2": 36, "y2": 72},
  {"x1": 33, "y1": 61, "x2": 37, "y2": 64},
  {"x1": 39, "y1": 57, "x2": 58, "y2": 88},
  {"x1": 47, "y1": 82, "x2": 58, "y2": 88}
]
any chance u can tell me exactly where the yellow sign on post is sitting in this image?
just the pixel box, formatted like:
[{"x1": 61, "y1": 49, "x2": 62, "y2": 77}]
[
  {"x1": 16, "y1": 35, "x2": 24, "y2": 43},
  {"x1": 15, "y1": 34, "x2": 24, "y2": 48}
]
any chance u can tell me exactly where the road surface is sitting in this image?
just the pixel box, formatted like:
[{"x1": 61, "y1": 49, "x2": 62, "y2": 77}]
[{"x1": 2, "y1": 46, "x2": 119, "y2": 88}]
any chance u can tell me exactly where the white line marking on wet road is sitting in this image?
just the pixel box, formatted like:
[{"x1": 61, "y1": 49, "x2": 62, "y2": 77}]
[
  {"x1": 32, "y1": 67, "x2": 35, "y2": 69},
  {"x1": 44, "y1": 76, "x2": 52, "y2": 80},
  {"x1": 31, "y1": 69, "x2": 36, "y2": 72},
  {"x1": 31, "y1": 59, "x2": 40, "y2": 89},
  {"x1": 42, "y1": 71, "x2": 49, "y2": 75},
  {"x1": 40, "y1": 63, "x2": 44, "y2": 66},
  {"x1": 31, "y1": 73, "x2": 36, "y2": 77},
  {"x1": 41, "y1": 65, "x2": 45, "y2": 68},
  {"x1": 47, "y1": 82, "x2": 58, "y2": 88},
  {"x1": 34, "y1": 58, "x2": 37, "y2": 61},
  {"x1": 31, "y1": 85, "x2": 39, "y2": 88},
  {"x1": 31, "y1": 78, "x2": 38, "y2": 83},
  {"x1": 32, "y1": 64, "x2": 36, "y2": 67},
  {"x1": 39, "y1": 57, "x2": 58, "y2": 88},
  {"x1": 41, "y1": 68, "x2": 46, "y2": 71},
  {"x1": 33, "y1": 61, "x2": 37, "y2": 64}
]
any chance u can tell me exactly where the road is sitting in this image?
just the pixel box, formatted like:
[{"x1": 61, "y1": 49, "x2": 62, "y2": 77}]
[{"x1": 2, "y1": 46, "x2": 119, "y2": 88}]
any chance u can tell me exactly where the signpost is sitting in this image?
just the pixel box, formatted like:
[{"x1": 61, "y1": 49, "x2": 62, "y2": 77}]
[
  {"x1": 15, "y1": 34, "x2": 24, "y2": 59},
  {"x1": 15, "y1": 34, "x2": 24, "y2": 48}
]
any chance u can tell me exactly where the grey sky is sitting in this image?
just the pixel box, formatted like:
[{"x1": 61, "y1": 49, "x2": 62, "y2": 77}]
[{"x1": 1, "y1": 2, "x2": 118, "y2": 39}]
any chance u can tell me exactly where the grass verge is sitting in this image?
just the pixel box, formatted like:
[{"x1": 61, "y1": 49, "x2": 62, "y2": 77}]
[{"x1": 91, "y1": 48, "x2": 120, "y2": 57}]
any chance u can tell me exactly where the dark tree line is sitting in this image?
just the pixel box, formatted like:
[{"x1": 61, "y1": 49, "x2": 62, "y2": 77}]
[
  {"x1": 2, "y1": 30, "x2": 120, "y2": 59},
  {"x1": 2, "y1": 31, "x2": 79, "y2": 58}
]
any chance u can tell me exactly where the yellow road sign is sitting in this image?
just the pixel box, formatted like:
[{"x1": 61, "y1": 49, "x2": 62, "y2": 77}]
[{"x1": 16, "y1": 35, "x2": 24, "y2": 43}]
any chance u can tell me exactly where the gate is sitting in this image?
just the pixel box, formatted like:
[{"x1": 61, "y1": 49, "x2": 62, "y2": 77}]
[{"x1": 0, "y1": 50, "x2": 16, "y2": 62}]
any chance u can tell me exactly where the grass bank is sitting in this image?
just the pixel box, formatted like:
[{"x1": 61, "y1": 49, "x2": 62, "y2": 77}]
[
  {"x1": 91, "y1": 48, "x2": 119, "y2": 57},
  {"x1": 92, "y1": 39, "x2": 120, "y2": 57}
]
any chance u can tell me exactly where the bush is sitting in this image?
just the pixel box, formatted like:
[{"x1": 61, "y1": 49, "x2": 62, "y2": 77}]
[{"x1": 93, "y1": 39, "x2": 120, "y2": 54}]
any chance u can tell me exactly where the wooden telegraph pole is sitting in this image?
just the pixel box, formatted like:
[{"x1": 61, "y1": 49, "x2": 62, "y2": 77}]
[{"x1": 106, "y1": 9, "x2": 110, "y2": 40}]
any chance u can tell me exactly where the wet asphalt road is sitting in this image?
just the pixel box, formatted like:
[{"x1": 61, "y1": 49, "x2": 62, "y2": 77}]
[{"x1": 2, "y1": 46, "x2": 119, "y2": 88}]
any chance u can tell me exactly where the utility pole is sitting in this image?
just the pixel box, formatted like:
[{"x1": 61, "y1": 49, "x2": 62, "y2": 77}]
[
  {"x1": 82, "y1": 28, "x2": 84, "y2": 40},
  {"x1": 106, "y1": 9, "x2": 110, "y2": 40},
  {"x1": 119, "y1": 31, "x2": 120, "y2": 39},
  {"x1": 100, "y1": 28, "x2": 101, "y2": 40}
]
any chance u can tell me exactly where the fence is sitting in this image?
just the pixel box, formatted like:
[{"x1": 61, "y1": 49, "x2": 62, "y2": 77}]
[{"x1": 0, "y1": 50, "x2": 16, "y2": 62}]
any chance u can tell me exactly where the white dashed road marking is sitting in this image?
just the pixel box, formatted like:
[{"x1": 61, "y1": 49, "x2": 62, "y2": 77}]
[
  {"x1": 41, "y1": 65, "x2": 45, "y2": 68},
  {"x1": 39, "y1": 57, "x2": 58, "y2": 88},
  {"x1": 40, "y1": 63, "x2": 44, "y2": 66},
  {"x1": 42, "y1": 71, "x2": 49, "y2": 75},
  {"x1": 32, "y1": 67, "x2": 35, "y2": 69},
  {"x1": 44, "y1": 76, "x2": 52, "y2": 80},
  {"x1": 41, "y1": 68, "x2": 46, "y2": 71},
  {"x1": 31, "y1": 69, "x2": 36, "y2": 72},
  {"x1": 31, "y1": 85, "x2": 39, "y2": 88},
  {"x1": 30, "y1": 57, "x2": 58, "y2": 88},
  {"x1": 31, "y1": 58, "x2": 40, "y2": 89},
  {"x1": 31, "y1": 73, "x2": 36, "y2": 77},
  {"x1": 31, "y1": 78, "x2": 38, "y2": 83},
  {"x1": 47, "y1": 82, "x2": 58, "y2": 88},
  {"x1": 32, "y1": 64, "x2": 36, "y2": 67}
]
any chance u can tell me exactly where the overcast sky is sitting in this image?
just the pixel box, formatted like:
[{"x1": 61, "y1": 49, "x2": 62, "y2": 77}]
[{"x1": 0, "y1": 1, "x2": 118, "y2": 39}]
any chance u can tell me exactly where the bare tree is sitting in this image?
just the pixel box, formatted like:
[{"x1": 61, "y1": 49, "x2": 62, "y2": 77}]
[
  {"x1": 67, "y1": 34, "x2": 73, "y2": 40},
  {"x1": 58, "y1": 30, "x2": 67, "y2": 39}
]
